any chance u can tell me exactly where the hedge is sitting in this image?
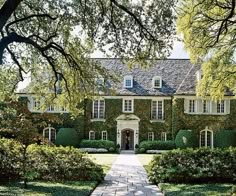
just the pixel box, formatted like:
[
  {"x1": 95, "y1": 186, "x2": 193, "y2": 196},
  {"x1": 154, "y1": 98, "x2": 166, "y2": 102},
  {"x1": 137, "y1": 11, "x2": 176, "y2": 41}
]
[
  {"x1": 55, "y1": 128, "x2": 79, "y2": 147},
  {"x1": 148, "y1": 147, "x2": 236, "y2": 184},
  {"x1": 0, "y1": 138, "x2": 104, "y2": 182},
  {"x1": 139, "y1": 140, "x2": 176, "y2": 152},
  {"x1": 175, "y1": 129, "x2": 198, "y2": 149},
  {"x1": 215, "y1": 130, "x2": 236, "y2": 148},
  {"x1": 80, "y1": 140, "x2": 115, "y2": 151}
]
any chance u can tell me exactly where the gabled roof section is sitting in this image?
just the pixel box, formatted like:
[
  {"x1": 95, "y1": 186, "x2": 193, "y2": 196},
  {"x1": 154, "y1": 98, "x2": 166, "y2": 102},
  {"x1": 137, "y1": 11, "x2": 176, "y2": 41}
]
[{"x1": 94, "y1": 58, "x2": 197, "y2": 96}]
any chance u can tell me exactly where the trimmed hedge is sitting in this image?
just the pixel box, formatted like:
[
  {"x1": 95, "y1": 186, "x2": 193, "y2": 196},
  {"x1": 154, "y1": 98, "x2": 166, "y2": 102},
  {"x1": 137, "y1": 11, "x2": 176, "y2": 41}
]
[
  {"x1": 80, "y1": 140, "x2": 115, "y2": 151},
  {"x1": 215, "y1": 130, "x2": 236, "y2": 148},
  {"x1": 55, "y1": 128, "x2": 79, "y2": 147},
  {"x1": 139, "y1": 140, "x2": 176, "y2": 152},
  {"x1": 148, "y1": 147, "x2": 236, "y2": 184},
  {"x1": 175, "y1": 129, "x2": 198, "y2": 149},
  {"x1": 0, "y1": 138, "x2": 104, "y2": 182}
]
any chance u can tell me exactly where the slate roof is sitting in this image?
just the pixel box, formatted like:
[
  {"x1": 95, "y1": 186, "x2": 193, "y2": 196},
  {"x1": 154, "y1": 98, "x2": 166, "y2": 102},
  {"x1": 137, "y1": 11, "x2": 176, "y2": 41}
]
[{"x1": 95, "y1": 58, "x2": 200, "y2": 96}]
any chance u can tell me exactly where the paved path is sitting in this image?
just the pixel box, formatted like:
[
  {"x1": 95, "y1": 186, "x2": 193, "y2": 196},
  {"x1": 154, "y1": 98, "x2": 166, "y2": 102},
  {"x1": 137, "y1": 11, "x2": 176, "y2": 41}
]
[{"x1": 91, "y1": 152, "x2": 163, "y2": 196}]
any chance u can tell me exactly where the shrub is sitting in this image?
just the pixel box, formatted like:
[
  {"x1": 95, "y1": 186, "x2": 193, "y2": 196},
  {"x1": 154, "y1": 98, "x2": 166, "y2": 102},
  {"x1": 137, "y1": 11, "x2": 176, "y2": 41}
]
[
  {"x1": 175, "y1": 129, "x2": 198, "y2": 149},
  {"x1": 139, "y1": 148, "x2": 146, "y2": 153},
  {"x1": 215, "y1": 130, "x2": 236, "y2": 148},
  {"x1": 55, "y1": 128, "x2": 79, "y2": 147},
  {"x1": 148, "y1": 147, "x2": 236, "y2": 184},
  {"x1": 139, "y1": 140, "x2": 176, "y2": 152},
  {"x1": 79, "y1": 148, "x2": 108, "y2": 153},
  {"x1": 80, "y1": 140, "x2": 115, "y2": 150},
  {"x1": 109, "y1": 147, "x2": 115, "y2": 152}
]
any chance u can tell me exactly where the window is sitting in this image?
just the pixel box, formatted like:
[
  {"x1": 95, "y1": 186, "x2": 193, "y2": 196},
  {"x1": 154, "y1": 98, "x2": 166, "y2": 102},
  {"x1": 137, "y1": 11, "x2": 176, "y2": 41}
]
[
  {"x1": 148, "y1": 132, "x2": 154, "y2": 141},
  {"x1": 161, "y1": 132, "x2": 167, "y2": 141},
  {"x1": 123, "y1": 99, "x2": 133, "y2": 113},
  {"x1": 43, "y1": 126, "x2": 56, "y2": 142},
  {"x1": 152, "y1": 76, "x2": 162, "y2": 88},
  {"x1": 47, "y1": 105, "x2": 55, "y2": 112},
  {"x1": 189, "y1": 100, "x2": 196, "y2": 113},
  {"x1": 32, "y1": 98, "x2": 41, "y2": 111},
  {"x1": 96, "y1": 77, "x2": 105, "y2": 91},
  {"x1": 200, "y1": 128, "x2": 213, "y2": 148},
  {"x1": 93, "y1": 100, "x2": 105, "y2": 119},
  {"x1": 124, "y1": 75, "x2": 133, "y2": 88},
  {"x1": 151, "y1": 100, "x2": 164, "y2": 120},
  {"x1": 217, "y1": 101, "x2": 225, "y2": 113},
  {"x1": 203, "y1": 100, "x2": 210, "y2": 113},
  {"x1": 89, "y1": 131, "x2": 95, "y2": 140},
  {"x1": 102, "y1": 131, "x2": 107, "y2": 140}
]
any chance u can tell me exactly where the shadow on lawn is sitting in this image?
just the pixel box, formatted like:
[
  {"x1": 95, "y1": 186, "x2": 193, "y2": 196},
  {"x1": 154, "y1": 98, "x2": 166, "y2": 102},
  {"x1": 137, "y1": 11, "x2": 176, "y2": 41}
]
[{"x1": 0, "y1": 181, "x2": 97, "y2": 196}]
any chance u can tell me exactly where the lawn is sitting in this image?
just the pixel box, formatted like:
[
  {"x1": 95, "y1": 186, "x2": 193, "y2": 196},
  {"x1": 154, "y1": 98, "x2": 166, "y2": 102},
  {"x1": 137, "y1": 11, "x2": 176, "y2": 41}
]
[
  {"x1": 88, "y1": 153, "x2": 118, "y2": 173},
  {"x1": 0, "y1": 181, "x2": 97, "y2": 196},
  {"x1": 136, "y1": 154, "x2": 155, "y2": 171},
  {"x1": 159, "y1": 183, "x2": 235, "y2": 196}
]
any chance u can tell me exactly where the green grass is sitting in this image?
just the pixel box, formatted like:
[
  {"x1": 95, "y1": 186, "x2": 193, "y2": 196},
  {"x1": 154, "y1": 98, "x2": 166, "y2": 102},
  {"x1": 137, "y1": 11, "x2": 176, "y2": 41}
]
[
  {"x1": 88, "y1": 154, "x2": 118, "y2": 173},
  {"x1": 159, "y1": 183, "x2": 235, "y2": 196},
  {"x1": 0, "y1": 181, "x2": 97, "y2": 196},
  {"x1": 136, "y1": 154, "x2": 156, "y2": 171}
]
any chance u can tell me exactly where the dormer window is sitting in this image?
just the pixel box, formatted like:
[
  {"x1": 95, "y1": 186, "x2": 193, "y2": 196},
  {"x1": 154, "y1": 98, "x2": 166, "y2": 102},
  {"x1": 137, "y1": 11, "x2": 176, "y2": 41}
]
[
  {"x1": 152, "y1": 76, "x2": 162, "y2": 88},
  {"x1": 124, "y1": 75, "x2": 133, "y2": 88}
]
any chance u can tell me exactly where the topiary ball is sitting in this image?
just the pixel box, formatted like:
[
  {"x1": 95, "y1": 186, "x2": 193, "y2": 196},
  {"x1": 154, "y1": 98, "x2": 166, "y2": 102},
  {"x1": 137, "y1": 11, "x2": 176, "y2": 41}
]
[
  {"x1": 175, "y1": 129, "x2": 198, "y2": 149},
  {"x1": 215, "y1": 130, "x2": 236, "y2": 148},
  {"x1": 55, "y1": 128, "x2": 79, "y2": 147}
]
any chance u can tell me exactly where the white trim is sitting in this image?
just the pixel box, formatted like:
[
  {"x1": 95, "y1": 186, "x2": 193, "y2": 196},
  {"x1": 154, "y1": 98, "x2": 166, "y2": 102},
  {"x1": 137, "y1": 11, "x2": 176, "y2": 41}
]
[
  {"x1": 148, "y1": 132, "x2": 154, "y2": 141},
  {"x1": 124, "y1": 75, "x2": 133, "y2": 88},
  {"x1": 123, "y1": 98, "x2": 134, "y2": 113},
  {"x1": 152, "y1": 76, "x2": 162, "y2": 88},
  {"x1": 200, "y1": 127, "x2": 213, "y2": 148},
  {"x1": 101, "y1": 131, "x2": 107, "y2": 140},
  {"x1": 89, "y1": 130, "x2": 95, "y2": 140},
  {"x1": 161, "y1": 132, "x2": 167, "y2": 141},
  {"x1": 92, "y1": 99, "x2": 105, "y2": 119},
  {"x1": 104, "y1": 96, "x2": 172, "y2": 100},
  {"x1": 43, "y1": 126, "x2": 56, "y2": 142},
  {"x1": 151, "y1": 100, "x2": 164, "y2": 120}
]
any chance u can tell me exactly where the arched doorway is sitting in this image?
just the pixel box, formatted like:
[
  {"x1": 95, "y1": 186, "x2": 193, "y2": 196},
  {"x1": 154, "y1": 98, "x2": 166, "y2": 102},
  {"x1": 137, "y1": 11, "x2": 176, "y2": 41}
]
[
  {"x1": 121, "y1": 129, "x2": 134, "y2": 150},
  {"x1": 200, "y1": 126, "x2": 214, "y2": 148}
]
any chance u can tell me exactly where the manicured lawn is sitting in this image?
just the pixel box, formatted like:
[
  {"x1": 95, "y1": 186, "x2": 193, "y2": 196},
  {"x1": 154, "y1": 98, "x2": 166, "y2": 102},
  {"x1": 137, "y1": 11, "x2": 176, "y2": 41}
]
[
  {"x1": 0, "y1": 181, "x2": 97, "y2": 196},
  {"x1": 136, "y1": 154, "x2": 156, "y2": 171},
  {"x1": 89, "y1": 154, "x2": 118, "y2": 173},
  {"x1": 159, "y1": 183, "x2": 235, "y2": 196}
]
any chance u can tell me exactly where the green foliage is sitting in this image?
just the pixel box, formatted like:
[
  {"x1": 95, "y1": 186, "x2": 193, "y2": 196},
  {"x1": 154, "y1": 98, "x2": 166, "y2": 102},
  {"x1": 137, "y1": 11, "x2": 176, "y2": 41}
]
[
  {"x1": 139, "y1": 141, "x2": 176, "y2": 152},
  {"x1": 177, "y1": 0, "x2": 236, "y2": 99},
  {"x1": 0, "y1": 138, "x2": 104, "y2": 182},
  {"x1": 80, "y1": 140, "x2": 115, "y2": 150},
  {"x1": 55, "y1": 128, "x2": 79, "y2": 147},
  {"x1": 148, "y1": 148, "x2": 236, "y2": 184},
  {"x1": 139, "y1": 148, "x2": 146, "y2": 153},
  {"x1": 175, "y1": 129, "x2": 198, "y2": 149},
  {"x1": 215, "y1": 130, "x2": 236, "y2": 148}
]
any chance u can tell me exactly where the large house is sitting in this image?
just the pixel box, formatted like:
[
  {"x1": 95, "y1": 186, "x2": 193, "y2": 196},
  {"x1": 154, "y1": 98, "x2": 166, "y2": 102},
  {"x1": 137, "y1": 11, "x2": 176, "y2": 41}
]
[{"x1": 20, "y1": 59, "x2": 236, "y2": 150}]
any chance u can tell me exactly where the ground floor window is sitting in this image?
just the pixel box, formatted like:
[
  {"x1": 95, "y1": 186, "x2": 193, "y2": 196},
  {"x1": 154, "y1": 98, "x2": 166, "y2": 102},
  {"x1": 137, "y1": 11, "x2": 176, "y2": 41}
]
[
  {"x1": 102, "y1": 131, "x2": 107, "y2": 140},
  {"x1": 43, "y1": 126, "x2": 56, "y2": 142},
  {"x1": 161, "y1": 132, "x2": 167, "y2": 141},
  {"x1": 89, "y1": 131, "x2": 95, "y2": 140},
  {"x1": 148, "y1": 132, "x2": 154, "y2": 141},
  {"x1": 200, "y1": 128, "x2": 213, "y2": 148}
]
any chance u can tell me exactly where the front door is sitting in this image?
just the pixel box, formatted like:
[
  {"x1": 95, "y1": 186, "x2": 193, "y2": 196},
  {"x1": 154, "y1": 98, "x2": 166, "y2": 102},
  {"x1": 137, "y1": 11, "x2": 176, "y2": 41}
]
[{"x1": 121, "y1": 130, "x2": 134, "y2": 150}]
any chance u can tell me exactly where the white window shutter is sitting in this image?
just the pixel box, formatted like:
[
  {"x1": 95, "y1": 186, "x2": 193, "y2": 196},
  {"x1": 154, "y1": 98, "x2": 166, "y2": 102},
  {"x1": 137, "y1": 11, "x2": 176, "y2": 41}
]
[
  {"x1": 225, "y1": 100, "x2": 230, "y2": 114},
  {"x1": 184, "y1": 99, "x2": 188, "y2": 113}
]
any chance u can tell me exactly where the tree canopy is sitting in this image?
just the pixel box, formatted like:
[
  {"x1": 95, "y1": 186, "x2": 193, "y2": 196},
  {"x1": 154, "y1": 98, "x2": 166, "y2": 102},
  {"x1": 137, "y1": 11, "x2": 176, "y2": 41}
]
[
  {"x1": 177, "y1": 0, "x2": 236, "y2": 100},
  {"x1": 0, "y1": 0, "x2": 176, "y2": 110}
]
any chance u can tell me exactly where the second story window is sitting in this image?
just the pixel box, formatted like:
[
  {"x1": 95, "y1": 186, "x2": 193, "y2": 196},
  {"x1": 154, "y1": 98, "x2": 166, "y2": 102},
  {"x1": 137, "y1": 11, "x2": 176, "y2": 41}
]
[
  {"x1": 203, "y1": 100, "x2": 210, "y2": 113},
  {"x1": 32, "y1": 98, "x2": 41, "y2": 111},
  {"x1": 123, "y1": 99, "x2": 133, "y2": 113},
  {"x1": 189, "y1": 100, "x2": 196, "y2": 113},
  {"x1": 151, "y1": 100, "x2": 164, "y2": 120},
  {"x1": 217, "y1": 101, "x2": 225, "y2": 113},
  {"x1": 93, "y1": 100, "x2": 105, "y2": 119},
  {"x1": 124, "y1": 75, "x2": 133, "y2": 88}
]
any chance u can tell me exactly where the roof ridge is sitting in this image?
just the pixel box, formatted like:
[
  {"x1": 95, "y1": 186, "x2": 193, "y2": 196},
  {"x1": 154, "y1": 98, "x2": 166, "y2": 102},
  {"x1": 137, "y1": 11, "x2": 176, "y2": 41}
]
[{"x1": 176, "y1": 64, "x2": 195, "y2": 93}]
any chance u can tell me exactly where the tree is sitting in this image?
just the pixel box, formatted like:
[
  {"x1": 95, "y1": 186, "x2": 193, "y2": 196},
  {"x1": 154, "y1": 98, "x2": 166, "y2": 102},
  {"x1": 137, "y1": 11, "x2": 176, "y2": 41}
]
[
  {"x1": 0, "y1": 0, "x2": 176, "y2": 108},
  {"x1": 177, "y1": 0, "x2": 236, "y2": 100}
]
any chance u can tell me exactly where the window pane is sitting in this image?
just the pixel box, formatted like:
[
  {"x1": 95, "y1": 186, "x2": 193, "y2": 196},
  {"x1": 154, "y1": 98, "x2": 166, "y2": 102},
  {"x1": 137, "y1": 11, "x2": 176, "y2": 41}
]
[
  {"x1": 93, "y1": 100, "x2": 99, "y2": 118},
  {"x1": 189, "y1": 100, "x2": 195, "y2": 113},
  {"x1": 99, "y1": 100, "x2": 105, "y2": 118},
  {"x1": 90, "y1": 131, "x2": 95, "y2": 140},
  {"x1": 217, "y1": 101, "x2": 224, "y2": 113},
  {"x1": 151, "y1": 101, "x2": 157, "y2": 119},
  {"x1": 51, "y1": 130, "x2": 56, "y2": 142},
  {"x1": 102, "y1": 131, "x2": 107, "y2": 140},
  {"x1": 200, "y1": 132, "x2": 205, "y2": 147},
  {"x1": 124, "y1": 100, "x2": 132, "y2": 112},
  {"x1": 44, "y1": 130, "x2": 49, "y2": 139},
  {"x1": 161, "y1": 132, "x2": 167, "y2": 141},
  {"x1": 154, "y1": 79, "x2": 160, "y2": 87},
  {"x1": 148, "y1": 132, "x2": 153, "y2": 141},
  {"x1": 157, "y1": 101, "x2": 163, "y2": 119},
  {"x1": 203, "y1": 100, "x2": 210, "y2": 113},
  {"x1": 125, "y1": 79, "x2": 131, "y2": 87}
]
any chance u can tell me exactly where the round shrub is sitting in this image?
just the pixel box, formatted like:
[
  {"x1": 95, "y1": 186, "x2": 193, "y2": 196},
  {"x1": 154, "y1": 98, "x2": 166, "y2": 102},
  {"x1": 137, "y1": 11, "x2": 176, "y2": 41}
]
[
  {"x1": 55, "y1": 128, "x2": 79, "y2": 147},
  {"x1": 175, "y1": 129, "x2": 198, "y2": 149},
  {"x1": 215, "y1": 130, "x2": 236, "y2": 148},
  {"x1": 109, "y1": 147, "x2": 115, "y2": 152},
  {"x1": 139, "y1": 148, "x2": 146, "y2": 153}
]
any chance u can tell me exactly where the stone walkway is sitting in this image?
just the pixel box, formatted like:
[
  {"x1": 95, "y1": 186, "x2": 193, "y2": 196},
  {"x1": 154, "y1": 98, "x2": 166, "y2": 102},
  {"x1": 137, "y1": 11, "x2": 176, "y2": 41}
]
[{"x1": 91, "y1": 151, "x2": 163, "y2": 196}]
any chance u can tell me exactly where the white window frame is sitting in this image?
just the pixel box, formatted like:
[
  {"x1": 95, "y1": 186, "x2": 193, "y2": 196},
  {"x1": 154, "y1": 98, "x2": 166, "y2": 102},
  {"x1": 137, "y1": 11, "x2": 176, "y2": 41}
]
[
  {"x1": 148, "y1": 132, "x2": 154, "y2": 141},
  {"x1": 202, "y1": 100, "x2": 211, "y2": 113},
  {"x1": 92, "y1": 99, "x2": 105, "y2": 119},
  {"x1": 89, "y1": 131, "x2": 95, "y2": 140},
  {"x1": 161, "y1": 132, "x2": 167, "y2": 141},
  {"x1": 43, "y1": 126, "x2": 56, "y2": 142},
  {"x1": 102, "y1": 131, "x2": 107, "y2": 140},
  {"x1": 151, "y1": 100, "x2": 164, "y2": 120},
  {"x1": 200, "y1": 128, "x2": 214, "y2": 149},
  {"x1": 189, "y1": 99, "x2": 196, "y2": 113},
  {"x1": 152, "y1": 76, "x2": 162, "y2": 88},
  {"x1": 217, "y1": 100, "x2": 225, "y2": 114},
  {"x1": 123, "y1": 98, "x2": 134, "y2": 113},
  {"x1": 124, "y1": 75, "x2": 133, "y2": 88}
]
